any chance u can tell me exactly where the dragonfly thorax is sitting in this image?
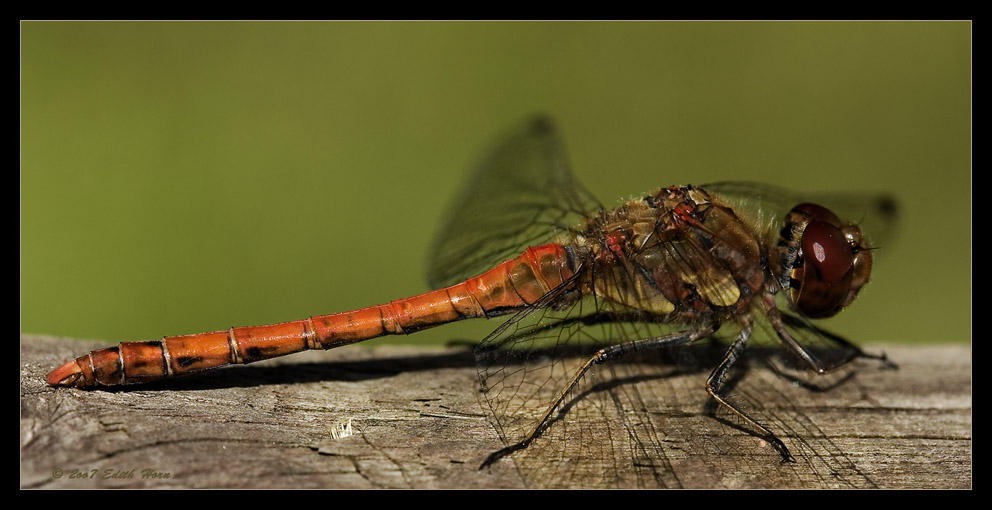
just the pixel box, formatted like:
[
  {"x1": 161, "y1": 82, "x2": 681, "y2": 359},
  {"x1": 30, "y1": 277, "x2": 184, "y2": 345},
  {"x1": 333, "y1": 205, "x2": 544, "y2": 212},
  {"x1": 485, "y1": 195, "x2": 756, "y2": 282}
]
[{"x1": 578, "y1": 186, "x2": 767, "y2": 322}]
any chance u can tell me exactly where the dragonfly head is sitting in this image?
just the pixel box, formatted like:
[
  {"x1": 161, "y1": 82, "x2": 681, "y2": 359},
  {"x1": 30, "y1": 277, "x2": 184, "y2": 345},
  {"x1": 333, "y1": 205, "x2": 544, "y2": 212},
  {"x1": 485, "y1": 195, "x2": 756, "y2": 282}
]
[{"x1": 775, "y1": 203, "x2": 873, "y2": 318}]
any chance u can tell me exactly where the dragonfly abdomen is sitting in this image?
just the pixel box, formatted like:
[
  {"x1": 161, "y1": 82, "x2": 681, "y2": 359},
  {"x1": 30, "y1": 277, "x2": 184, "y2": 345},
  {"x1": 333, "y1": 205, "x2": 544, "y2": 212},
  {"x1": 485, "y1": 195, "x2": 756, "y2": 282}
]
[{"x1": 47, "y1": 244, "x2": 575, "y2": 388}]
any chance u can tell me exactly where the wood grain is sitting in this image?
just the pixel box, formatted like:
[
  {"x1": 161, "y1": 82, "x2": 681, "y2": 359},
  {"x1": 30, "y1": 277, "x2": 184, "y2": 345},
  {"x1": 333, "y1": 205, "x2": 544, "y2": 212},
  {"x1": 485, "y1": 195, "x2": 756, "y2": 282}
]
[{"x1": 20, "y1": 335, "x2": 970, "y2": 489}]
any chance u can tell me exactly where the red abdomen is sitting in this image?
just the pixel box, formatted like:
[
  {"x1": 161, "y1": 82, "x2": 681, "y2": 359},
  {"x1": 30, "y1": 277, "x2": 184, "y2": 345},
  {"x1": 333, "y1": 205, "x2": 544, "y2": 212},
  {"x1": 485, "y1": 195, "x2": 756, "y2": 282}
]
[{"x1": 47, "y1": 244, "x2": 575, "y2": 387}]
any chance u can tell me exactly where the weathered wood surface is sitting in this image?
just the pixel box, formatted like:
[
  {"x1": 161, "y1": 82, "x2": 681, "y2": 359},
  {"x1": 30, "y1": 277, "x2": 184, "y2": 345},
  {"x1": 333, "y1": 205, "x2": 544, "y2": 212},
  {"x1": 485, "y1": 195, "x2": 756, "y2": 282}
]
[{"x1": 21, "y1": 335, "x2": 970, "y2": 489}]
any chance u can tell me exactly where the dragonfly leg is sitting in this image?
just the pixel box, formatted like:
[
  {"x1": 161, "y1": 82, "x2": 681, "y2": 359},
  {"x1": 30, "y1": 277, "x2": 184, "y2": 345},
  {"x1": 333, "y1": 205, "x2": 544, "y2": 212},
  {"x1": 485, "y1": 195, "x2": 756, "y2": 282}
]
[
  {"x1": 771, "y1": 311, "x2": 897, "y2": 374},
  {"x1": 705, "y1": 320, "x2": 795, "y2": 463},
  {"x1": 480, "y1": 324, "x2": 715, "y2": 469}
]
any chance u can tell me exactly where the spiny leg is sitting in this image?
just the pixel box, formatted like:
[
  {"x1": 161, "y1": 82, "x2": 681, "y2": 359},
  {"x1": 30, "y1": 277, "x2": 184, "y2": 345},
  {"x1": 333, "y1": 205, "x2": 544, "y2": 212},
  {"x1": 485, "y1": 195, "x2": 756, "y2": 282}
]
[
  {"x1": 778, "y1": 313, "x2": 897, "y2": 370},
  {"x1": 770, "y1": 308, "x2": 896, "y2": 375},
  {"x1": 480, "y1": 325, "x2": 715, "y2": 469},
  {"x1": 705, "y1": 320, "x2": 796, "y2": 463}
]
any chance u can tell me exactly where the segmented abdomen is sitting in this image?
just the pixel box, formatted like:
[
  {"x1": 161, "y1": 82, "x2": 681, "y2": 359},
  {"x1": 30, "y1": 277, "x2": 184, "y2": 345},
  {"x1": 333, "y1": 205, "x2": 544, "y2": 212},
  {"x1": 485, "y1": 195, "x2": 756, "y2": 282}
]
[{"x1": 47, "y1": 244, "x2": 575, "y2": 387}]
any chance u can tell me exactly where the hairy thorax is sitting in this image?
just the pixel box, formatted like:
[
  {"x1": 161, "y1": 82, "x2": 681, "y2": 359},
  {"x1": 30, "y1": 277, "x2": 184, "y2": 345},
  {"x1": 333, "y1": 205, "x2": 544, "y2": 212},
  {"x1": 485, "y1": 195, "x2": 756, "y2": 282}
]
[{"x1": 570, "y1": 186, "x2": 768, "y2": 324}]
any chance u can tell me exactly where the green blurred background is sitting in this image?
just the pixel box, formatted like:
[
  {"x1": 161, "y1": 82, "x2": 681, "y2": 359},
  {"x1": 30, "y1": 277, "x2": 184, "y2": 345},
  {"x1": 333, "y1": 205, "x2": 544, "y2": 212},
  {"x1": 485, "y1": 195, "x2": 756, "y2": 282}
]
[{"x1": 22, "y1": 22, "x2": 970, "y2": 348}]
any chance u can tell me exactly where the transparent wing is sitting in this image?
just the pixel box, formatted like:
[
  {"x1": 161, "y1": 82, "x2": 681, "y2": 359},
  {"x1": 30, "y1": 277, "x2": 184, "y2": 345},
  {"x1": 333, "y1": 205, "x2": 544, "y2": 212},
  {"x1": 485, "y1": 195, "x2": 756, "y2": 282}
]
[
  {"x1": 426, "y1": 116, "x2": 603, "y2": 288},
  {"x1": 475, "y1": 284, "x2": 713, "y2": 488},
  {"x1": 475, "y1": 287, "x2": 881, "y2": 488}
]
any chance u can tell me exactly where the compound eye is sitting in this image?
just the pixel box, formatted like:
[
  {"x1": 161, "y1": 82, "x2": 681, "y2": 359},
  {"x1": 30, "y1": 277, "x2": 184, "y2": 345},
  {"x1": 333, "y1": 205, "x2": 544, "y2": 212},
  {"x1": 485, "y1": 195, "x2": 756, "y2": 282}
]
[
  {"x1": 793, "y1": 220, "x2": 854, "y2": 317},
  {"x1": 803, "y1": 221, "x2": 853, "y2": 286}
]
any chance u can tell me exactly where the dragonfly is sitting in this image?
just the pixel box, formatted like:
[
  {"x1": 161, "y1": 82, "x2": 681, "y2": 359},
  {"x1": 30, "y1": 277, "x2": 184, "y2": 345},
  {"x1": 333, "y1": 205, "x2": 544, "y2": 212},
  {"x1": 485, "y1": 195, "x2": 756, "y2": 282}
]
[{"x1": 47, "y1": 117, "x2": 896, "y2": 486}]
